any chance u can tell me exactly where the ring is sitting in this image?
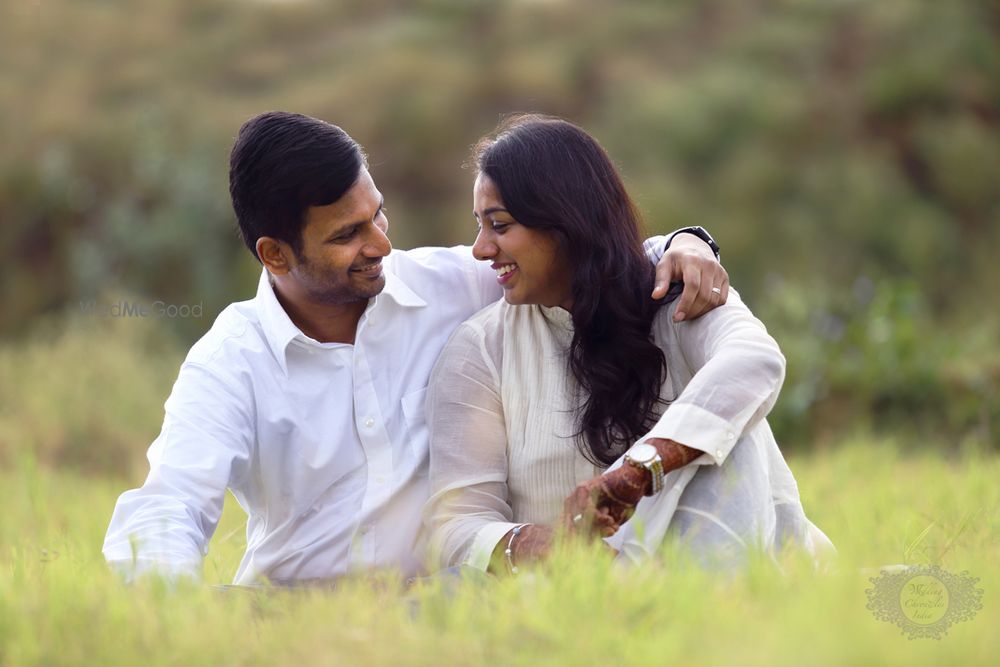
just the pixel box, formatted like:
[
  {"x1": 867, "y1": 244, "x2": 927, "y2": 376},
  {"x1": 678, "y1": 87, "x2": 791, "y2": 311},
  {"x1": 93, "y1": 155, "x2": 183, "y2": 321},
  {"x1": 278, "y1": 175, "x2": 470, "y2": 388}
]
[
  {"x1": 572, "y1": 514, "x2": 583, "y2": 524},
  {"x1": 711, "y1": 286, "x2": 722, "y2": 295}
]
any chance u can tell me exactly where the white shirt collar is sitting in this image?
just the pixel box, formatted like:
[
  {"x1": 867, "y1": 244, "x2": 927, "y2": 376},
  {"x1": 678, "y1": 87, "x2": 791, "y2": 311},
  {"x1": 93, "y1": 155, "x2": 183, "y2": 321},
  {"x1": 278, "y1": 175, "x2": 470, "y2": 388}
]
[
  {"x1": 254, "y1": 264, "x2": 428, "y2": 375},
  {"x1": 254, "y1": 269, "x2": 304, "y2": 376},
  {"x1": 378, "y1": 266, "x2": 428, "y2": 309}
]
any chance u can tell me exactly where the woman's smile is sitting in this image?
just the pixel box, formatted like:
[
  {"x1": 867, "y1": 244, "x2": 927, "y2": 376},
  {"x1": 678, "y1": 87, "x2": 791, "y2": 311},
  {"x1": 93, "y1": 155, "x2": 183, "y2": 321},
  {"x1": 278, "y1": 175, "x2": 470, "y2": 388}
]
[
  {"x1": 472, "y1": 174, "x2": 572, "y2": 308},
  {"x1": 493, "y1": 262, "x2": 518, "y2": 285}
]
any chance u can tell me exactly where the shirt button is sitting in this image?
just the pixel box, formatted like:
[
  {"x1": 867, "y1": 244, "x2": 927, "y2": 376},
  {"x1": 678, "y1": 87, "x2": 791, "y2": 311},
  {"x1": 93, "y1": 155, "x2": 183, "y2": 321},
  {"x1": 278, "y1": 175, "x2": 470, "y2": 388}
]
[
  {"x1": 726, "y1": 431, "x2": 735, "y2": 440},
  {"x1": 364, "y1": 417, "x2": 375, "y2": 428},
  {"x1": 716, "y1": 449, "x2": 724, "y2": 459},
  {"x1": 376, "y1": 476, "x2": 386, "y2": 485}
]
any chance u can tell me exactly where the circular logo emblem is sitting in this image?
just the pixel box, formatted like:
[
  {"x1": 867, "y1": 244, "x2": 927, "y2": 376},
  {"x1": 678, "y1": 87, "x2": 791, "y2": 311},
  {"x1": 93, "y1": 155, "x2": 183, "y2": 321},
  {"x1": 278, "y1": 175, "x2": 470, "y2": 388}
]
[{"x1": 866, "y1": 564, "x2": 983, "y2": 640}]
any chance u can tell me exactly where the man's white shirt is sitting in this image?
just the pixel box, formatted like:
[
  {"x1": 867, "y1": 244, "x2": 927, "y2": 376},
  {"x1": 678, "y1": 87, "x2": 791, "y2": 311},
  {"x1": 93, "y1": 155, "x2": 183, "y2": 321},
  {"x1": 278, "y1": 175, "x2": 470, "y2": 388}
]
[
  {"x1": 102, "y1": 236, "x2": 682, "y2": 584},
  {"x1": 103, "y1": 246, "x2": 498, "y2": 583}
]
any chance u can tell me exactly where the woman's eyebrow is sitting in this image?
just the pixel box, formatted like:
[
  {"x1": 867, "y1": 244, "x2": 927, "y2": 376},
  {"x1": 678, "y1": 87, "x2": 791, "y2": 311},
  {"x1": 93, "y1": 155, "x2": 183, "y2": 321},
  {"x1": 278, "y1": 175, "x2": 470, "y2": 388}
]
[{"x1": 476, "y1": 207, "x2": 509, "y2": 218}]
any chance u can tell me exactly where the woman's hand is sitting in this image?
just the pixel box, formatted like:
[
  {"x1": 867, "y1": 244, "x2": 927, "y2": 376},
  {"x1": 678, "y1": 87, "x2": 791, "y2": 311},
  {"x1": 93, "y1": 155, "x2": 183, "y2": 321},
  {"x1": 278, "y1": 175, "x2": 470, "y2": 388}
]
[
  {"x1": 511, "y1": 524, "x2": 555, "y2": 564},
  {"x1": 490, "y1": 524, "x2": 556, "y2": 574},
  {"x1": 561, "y1": 465, "x2": 651, "y2": 538},
  {"x1": 652, "y1": 233, "x2": 730, "y2": 322}
]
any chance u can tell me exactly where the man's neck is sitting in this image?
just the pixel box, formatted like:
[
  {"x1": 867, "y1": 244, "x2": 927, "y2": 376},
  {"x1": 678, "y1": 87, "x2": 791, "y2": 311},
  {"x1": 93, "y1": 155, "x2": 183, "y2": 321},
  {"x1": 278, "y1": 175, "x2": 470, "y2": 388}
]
[{"x1": 272, "y1": 282, "x2": 367, "y2": 345}]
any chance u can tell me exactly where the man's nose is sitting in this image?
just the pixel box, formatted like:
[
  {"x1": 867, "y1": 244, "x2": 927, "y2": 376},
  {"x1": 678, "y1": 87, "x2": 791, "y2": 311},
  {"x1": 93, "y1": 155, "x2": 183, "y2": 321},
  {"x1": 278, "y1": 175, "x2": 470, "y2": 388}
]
[{"x1": 363, "y1": 223, "x2": 392, "y2": 257}]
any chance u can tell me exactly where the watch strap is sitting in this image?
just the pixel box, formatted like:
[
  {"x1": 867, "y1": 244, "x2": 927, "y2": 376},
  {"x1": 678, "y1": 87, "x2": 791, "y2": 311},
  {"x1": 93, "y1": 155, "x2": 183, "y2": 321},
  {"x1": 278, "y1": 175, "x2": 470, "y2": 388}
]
[{"x1": 665, "y1": 226, "x2": 721, "y2": 260}]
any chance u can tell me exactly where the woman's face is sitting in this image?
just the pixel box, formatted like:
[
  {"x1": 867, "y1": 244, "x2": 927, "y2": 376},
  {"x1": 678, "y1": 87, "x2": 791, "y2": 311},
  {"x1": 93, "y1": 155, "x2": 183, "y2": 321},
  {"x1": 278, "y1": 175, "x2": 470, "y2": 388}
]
[{"x1": 472, "y1": 173, "x2": 573, "y2": 310}]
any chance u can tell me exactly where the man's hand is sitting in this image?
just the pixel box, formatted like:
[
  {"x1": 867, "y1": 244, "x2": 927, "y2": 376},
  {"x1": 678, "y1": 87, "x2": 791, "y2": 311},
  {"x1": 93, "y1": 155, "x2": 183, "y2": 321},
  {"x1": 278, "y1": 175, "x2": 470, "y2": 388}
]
[{"x1": 652, "y1": 233, "x2": 730, "y2": 322}]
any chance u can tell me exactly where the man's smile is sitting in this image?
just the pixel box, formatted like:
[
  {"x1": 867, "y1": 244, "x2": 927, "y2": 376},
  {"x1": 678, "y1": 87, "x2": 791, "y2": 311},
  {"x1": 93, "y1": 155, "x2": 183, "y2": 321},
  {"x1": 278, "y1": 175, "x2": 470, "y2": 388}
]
[{"x1": 351, "y1": 261, "x2": 383, "y2": 278}]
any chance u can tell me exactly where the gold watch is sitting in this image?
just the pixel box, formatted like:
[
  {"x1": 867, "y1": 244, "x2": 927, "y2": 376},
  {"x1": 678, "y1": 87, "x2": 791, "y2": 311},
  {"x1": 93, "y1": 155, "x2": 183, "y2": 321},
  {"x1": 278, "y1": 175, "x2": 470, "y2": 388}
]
[{"x1": 624, "y1": 442, "x2": 664, "y2": 495}]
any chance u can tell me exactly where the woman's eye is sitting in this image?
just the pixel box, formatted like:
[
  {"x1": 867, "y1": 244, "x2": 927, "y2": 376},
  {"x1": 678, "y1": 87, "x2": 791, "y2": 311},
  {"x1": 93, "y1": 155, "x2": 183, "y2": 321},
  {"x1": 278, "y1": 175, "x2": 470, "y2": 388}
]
[{"x1": 474, "y1": 219, "x2": 510, "y2": 234}]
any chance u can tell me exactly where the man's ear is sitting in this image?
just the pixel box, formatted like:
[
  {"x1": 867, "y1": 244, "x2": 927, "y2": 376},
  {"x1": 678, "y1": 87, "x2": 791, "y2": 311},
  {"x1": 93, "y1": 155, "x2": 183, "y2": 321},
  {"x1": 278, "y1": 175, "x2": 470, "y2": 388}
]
[{"x1": 256, "y1": 237, "x2": 292, "y2": 275}]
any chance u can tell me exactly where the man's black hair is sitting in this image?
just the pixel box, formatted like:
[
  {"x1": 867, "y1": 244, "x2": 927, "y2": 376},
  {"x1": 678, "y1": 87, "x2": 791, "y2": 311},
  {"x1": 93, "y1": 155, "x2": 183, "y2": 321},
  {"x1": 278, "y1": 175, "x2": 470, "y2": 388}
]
[{"x1": 229, "y1": 111, "x2": 367, "y2": 261}]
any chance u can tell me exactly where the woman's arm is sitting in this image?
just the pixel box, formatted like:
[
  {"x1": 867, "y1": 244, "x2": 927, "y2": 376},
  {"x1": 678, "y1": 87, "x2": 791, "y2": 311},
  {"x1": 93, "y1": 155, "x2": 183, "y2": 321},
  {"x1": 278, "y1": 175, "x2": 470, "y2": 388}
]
[
  {"x1": 563, "y1": 289, "x2": 786, "y2": 534},
  {"x1": 646, "y1": 287, "x2": 786, "y2": 465},
  {"x1": 425, "y1": 315, "x2": 615, "y2": 573},
  {"x1": 561, "y1": 439, "x2": 701, "y2": 535},
  {"x1": 423, "y1": 316, "x2": 524, "y2": 572}
]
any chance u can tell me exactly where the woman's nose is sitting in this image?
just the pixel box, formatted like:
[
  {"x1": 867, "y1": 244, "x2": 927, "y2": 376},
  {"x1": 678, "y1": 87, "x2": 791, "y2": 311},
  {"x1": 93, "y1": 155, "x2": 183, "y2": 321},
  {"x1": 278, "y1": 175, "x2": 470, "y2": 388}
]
[{"x1": 472, "y1": 229, "x2": 496, "y2": 261}]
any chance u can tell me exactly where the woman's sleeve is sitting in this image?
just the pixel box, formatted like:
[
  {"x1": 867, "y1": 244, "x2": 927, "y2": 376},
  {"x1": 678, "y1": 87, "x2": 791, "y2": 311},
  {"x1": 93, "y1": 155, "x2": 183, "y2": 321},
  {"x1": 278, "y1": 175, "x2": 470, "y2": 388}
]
[
  {"x1": 642, "y1": 289, "x2": 786, "y2": 466},
  {"x1": 422, "y1": 319, "x2": 521, "y2": 571}
]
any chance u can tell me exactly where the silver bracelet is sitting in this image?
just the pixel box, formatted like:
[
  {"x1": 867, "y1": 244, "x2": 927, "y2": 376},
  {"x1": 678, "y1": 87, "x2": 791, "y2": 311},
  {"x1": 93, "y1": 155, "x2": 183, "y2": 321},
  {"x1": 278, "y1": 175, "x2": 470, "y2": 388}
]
[{"x1": 504, "y1": 525, "x2": 525, "y2": 575}]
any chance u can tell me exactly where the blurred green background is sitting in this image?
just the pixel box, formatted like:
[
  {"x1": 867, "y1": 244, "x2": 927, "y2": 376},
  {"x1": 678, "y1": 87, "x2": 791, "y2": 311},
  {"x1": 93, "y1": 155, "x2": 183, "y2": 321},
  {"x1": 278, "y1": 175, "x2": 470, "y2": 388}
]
[{"x1": 1, "y1": 0, "x2": 998, "y2": 478}]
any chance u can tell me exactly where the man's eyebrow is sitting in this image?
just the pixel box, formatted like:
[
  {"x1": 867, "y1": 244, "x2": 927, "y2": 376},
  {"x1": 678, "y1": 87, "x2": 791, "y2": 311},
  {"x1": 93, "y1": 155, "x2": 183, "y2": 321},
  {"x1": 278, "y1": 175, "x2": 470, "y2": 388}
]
[
  {"x1": 327, "y1": 198, "x2": 385, "y2": 240},
  {"x1": 351, "y1": 197, "x2": 385, "y2": 226}
]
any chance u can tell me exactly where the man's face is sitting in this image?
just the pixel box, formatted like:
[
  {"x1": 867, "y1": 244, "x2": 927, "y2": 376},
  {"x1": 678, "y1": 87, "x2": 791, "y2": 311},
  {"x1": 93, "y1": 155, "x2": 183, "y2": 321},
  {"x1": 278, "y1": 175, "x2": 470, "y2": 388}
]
[{"x1": 289, "y1": 168, "x2": 392, "y2": 306}]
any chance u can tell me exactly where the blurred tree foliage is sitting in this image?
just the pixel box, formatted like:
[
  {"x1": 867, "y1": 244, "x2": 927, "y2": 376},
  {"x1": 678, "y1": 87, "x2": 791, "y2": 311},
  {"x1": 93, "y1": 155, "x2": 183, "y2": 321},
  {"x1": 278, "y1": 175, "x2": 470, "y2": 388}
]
[{"x1": 0, "y1": 0, "x2": 997, "y2": 454}]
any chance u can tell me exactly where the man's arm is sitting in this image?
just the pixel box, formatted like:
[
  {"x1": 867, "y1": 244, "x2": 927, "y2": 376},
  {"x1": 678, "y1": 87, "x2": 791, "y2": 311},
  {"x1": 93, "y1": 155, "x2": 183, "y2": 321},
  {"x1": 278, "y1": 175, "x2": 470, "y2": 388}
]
[
  {"x1": 465, "y1": 227, "x2": 729, "y2": 318},
  {"x1": 648, "y1": 226, "x2": 729, "y2": 322},
  {"x1": 102, "y1": 362, "x2": 253, "y2": 582}
]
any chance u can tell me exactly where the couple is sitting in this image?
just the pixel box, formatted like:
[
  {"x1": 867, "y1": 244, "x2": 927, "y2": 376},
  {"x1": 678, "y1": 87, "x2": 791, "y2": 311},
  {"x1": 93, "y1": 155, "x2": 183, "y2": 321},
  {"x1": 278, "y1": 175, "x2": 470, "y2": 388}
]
[{"x1": 103, "y1": 111, "x2": 827, "y2": 585}]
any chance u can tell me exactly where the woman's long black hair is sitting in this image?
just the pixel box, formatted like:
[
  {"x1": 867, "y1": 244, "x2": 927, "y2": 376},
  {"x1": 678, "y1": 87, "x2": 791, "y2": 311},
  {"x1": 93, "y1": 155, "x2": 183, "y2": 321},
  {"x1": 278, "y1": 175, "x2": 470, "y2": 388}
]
[{"x1": 472, "y1": 114, "x2": 667, "y2": 467}]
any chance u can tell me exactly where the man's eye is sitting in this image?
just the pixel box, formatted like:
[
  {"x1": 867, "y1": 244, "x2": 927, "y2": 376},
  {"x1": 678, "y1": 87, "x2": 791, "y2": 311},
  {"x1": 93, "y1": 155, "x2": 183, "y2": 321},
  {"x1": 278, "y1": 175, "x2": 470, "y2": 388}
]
[
  {"x1": 492, "y1": 223, "x2": 509, "y2": 233},
  {"x1": 333, "y1": 228, "x2": 358, "y2": 242}
]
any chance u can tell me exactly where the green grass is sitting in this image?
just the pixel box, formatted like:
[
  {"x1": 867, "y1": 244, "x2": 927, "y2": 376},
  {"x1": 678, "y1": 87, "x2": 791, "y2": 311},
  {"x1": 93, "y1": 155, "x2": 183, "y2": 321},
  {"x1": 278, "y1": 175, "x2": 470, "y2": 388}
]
[{"x1": 2, "y1": 441, "x2": 997, "y2": 666}]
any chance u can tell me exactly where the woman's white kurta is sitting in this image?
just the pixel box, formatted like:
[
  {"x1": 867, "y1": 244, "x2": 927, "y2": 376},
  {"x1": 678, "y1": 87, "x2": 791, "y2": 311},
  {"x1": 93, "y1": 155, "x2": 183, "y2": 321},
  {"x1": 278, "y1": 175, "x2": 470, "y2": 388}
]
[{"x1": 423, "y1": 289, "x2": 832, "y2": 571}]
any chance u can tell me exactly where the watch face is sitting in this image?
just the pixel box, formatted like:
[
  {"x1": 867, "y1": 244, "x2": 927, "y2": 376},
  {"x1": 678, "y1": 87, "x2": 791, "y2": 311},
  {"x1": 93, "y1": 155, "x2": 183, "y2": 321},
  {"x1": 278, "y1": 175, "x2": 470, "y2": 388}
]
[{"x1": 627, "y1": 443, "x2": 658, "y2": 465}]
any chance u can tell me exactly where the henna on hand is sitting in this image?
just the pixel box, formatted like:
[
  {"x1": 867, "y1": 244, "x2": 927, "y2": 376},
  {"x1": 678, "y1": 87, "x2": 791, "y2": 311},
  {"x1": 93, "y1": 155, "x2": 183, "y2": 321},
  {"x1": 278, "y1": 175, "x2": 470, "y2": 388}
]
[
  {"x1": 489, "y1": 524, "x2": 555, "y2": 574},
  {"x1": 646, "y1": 438, "x2": 702, "y2": 471},
  {"x1": 601, "y1": 465, "x2": 649, "y2": 505},
  {"x1": 562, "y1": 469, "x2": 641, "y2": 538},
  {"x1": 561, "y1": 439, "x2": 702, "y2": 536},
  {"x1": 510, "y1": 524, "x2": 554, "y2": 565}
]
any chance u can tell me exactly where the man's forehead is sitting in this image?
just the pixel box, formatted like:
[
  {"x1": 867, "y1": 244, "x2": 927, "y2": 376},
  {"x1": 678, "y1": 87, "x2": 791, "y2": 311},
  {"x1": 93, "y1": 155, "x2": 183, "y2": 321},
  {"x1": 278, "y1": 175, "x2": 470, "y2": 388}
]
[
  {"x1": 307, "y1": 169, "x2": 382, "y2": 228},
  {"x1": 337, "y1": 168, "x2": 382, "y2": 211}
]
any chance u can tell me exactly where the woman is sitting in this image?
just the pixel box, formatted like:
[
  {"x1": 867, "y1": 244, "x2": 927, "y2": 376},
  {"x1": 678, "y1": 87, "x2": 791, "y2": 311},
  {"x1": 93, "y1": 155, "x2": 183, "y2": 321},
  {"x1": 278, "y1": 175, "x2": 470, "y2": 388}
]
[{"x1": 423, "y1": 115, "x2": 831, "y2": 574}]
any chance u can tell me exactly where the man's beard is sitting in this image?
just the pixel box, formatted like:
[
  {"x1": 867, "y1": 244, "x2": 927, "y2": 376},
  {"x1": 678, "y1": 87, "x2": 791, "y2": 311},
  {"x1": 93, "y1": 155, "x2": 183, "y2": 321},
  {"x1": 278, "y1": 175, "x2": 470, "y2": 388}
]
[{"x1": 299, "y1": 260, "x2": 386, "y2": 306}]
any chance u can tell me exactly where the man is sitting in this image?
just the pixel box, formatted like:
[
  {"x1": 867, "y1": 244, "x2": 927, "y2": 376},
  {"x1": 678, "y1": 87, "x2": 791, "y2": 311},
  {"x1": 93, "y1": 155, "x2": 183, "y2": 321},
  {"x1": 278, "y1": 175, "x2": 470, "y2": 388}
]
[{"x1": 103, "y1": 111, "x2": 729, "y2": 584}]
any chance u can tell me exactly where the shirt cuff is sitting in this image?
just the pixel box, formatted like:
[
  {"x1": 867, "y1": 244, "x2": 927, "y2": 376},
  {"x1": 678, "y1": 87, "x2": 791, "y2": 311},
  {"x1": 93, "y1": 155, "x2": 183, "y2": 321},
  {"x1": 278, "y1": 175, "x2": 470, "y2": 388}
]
[
  {"x1": 641, "y1": 402, "x2": 740, "y2": 466},
  {"x1": 464, "y1": 521, "x2": 523, "y2": 572},
  {"x1": 106, "y1": 557, "x2": 202, "y2": 584}
]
